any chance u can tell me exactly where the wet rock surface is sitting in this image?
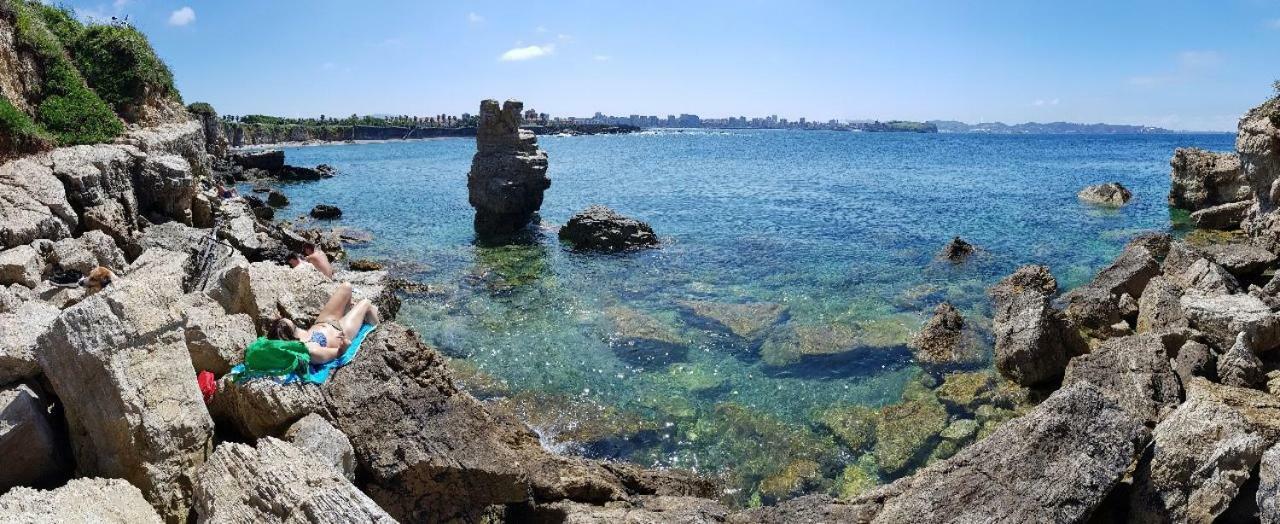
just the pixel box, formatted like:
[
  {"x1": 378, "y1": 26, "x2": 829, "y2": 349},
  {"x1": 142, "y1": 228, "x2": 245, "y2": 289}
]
[
  {"x1": 559, "y1": 205, "x2": 659, "y2": 251},
  {"x1": 1078, "y1": 182, "x2": 1134, "y2": 207}
]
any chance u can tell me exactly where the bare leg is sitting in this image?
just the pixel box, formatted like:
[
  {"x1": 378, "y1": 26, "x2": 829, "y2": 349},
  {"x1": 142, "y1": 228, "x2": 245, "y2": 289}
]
[
  {"x1": 339, "y1": 299, "x2": 373, "y2": 339},
  {"x1": 306, "y1": 251, "x2": 334, "y2": 279},
  {"x1": 315, "y1": 282, "x2": 352, "y2": 323}
]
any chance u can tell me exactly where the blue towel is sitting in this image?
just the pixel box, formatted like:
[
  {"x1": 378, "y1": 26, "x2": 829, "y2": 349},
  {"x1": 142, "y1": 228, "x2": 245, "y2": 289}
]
[{"x1": 229, "y1": 324, "x2": 376, "y2": 385}]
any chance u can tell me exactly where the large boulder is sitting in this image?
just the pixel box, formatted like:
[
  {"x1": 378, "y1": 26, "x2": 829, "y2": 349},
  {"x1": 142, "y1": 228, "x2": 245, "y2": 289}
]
[
  {"x1": 0, "y1": 300, "x2": 59, "y2": 386},
  {"x1": 0, "y1": 477, "x2": 163, "y2": 523},
  {"x1": 530, "y1": 496, "x2": 730, "y2": 524},
  {"x1": 1062, "y1": 332, "x2": 1181, "y2": 425},
  {"x1": 559, "y1": 205, "x2": 659, "y2": 251},
  {"x1": 1196, "y1": 241, "x2": 1278, "y2": 280},
  {"x1": 1180, "y1": 291, "x2": 1280, "y2": 351},
  {"x1": 1217, "y1": 332, "x2": 1266, "y2": 389},
  {"x1": 182, "y1": 294, "x2": 256, "y2": 375},
  {"x1": 46, "y1": 230, "x2": 127, "y2": 274},
  {"x1": 0, "y1": 243, "x2": 43, "y2": 287},
  {"x1": 208, "y1": 261, "x2": 331, "y2": 332},
  {"x1": 229, "y1": 149, "x2": 285, "y2": 171},
  {"x1": 1191, "y1": 200, "x2": 1253, "y2": 230},
  {"x1": 193, "y1": 438, "x2": 394, "y2": 523},
  {"x1": 908, "y1": 301, "x2": 984, "y2": 367},
  {"x1": 1078, "y1": 182, "x2": 1133, "y2": 207},
  {"x1": 284, "y1": 413, "x2": 356, "y2": 481},
  {"x1": 48, "y1": 144, "x2": 145, "y2": 250},
  {"x1": 135, "y1": 153, "x2": 197, "y2": 225},
  {"x1": 0, "y1": 157, "x2": 78, "y2": 249},
  {"x1": 0, "y1": 383, "x2": 69, "y2": 490},
  {"x1": 36, "y1": 249, "x2": 215, "y2": 522},
  {"x1": 842, "y1": 382, "x2": 1148, "y2": 523},
  {"x1": 989, "y1": 265, "x2": 1081, "y2": 386},
  {"x1": 1169, "y1": 147, "x2": 1249, "y2": 211},
  {"x1": 1136, "y1": 276, "x2": 1187, "y2": 333},
  {"x1": 208, "y1": 376, "x2": 326, "y2": 439},
  {"x1": 1238, "y1": 97, "x2": 1280, "y2": 251},
  {"x1": 1129, "y1": 378, "x2": 1280, "y2": 523},
  {"x1": 468, "y1": 100, "x2": 551, "y2": 237}
]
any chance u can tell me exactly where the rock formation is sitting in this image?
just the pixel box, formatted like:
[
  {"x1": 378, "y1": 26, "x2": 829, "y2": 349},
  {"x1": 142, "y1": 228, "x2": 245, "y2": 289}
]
[
  {"x1": 938, "y1": 236, "x2": 975, "y2": 262},
  {"x1": 468, "y1": 99, "x2": 551, "y2": 238},
  {"x1": 989, "y1": 265, "x2": 1082, "y2": 386},
  {"x1": 0, "y1": 478, "x2": 163, "y2": 523},
  {"x1": 1169, "y1": 147, "x2": 1250, "y2": 211},
  {"x1": 909, "y1": 301, "x2": 984, "y2": 367},
  {"x1": 1078, "y1": 182, "x2": 1133, "y2": 207},
  {"x1": 559, "y1": 205, "x2": 660, "y2": 251}
]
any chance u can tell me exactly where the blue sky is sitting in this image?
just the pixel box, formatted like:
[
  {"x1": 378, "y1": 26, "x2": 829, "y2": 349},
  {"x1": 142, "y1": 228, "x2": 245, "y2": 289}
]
[{"x1": 62, "y1": 0, "x2": 1280, "y2": 130}]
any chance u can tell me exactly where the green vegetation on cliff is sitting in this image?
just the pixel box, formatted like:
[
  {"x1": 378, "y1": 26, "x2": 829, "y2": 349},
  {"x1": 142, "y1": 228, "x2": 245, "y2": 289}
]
[{"x1": 71, "y1": 23, "x2": 180, "y2": 115}]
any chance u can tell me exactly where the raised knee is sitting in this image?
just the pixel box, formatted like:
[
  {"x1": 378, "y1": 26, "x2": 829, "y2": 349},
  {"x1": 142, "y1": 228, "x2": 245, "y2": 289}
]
[{"x1": 339, "y1": 282, "x2": 353, "y2": 291}]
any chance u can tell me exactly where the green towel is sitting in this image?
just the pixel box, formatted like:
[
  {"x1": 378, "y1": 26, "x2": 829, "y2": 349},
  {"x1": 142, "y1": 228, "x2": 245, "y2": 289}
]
[{"x1": 236, "y1": 337, "x2": 310, "y2": 382}]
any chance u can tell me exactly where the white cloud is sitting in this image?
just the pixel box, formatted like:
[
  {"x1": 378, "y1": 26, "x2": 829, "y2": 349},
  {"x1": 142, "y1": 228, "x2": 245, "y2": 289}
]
[
  {"x1": 1031, "y1": 98, "x2": 1060, "y2": 107},
  {"x1": 500, "y1": 44, "x2": 555, "y2": 61},
  {"x1": 167, "y1": 6, "x2": 195, "y2": 26},
  {"x1": 468, "y1": 12, "x2": 484, "y2": 23},
  {"x1": 535, "y1": 25, "x2": 548, "y2": 33},
  {"x1": 1177, "y1": 50, "x2": 1221, "y2": 69},
  {"x1": 593, "y1": 54, "x2": 611, "y2": 62},
  {"x1": 557, "y1": 33, "x2": 573, "y2": 42}
]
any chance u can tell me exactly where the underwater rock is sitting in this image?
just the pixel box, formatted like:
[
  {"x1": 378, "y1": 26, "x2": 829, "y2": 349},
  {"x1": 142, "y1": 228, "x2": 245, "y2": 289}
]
[
  {"x1": 909, "y1": 302, "x2": 985, "y2": 367},
  {"x1": 468, "y1": 100, "x2": 551, "y2": 238},
  {"x1": 559, "y1": 205, "x2": 659, "y2": 251},
  {"x1": 836, "y1": 459, "x2": 881, "y2": 500},
  {"x1": 266, "y1": 189, "x2": 288, "y2": 207},
  {"x1": 310, "y1": 204, "x2": 342, "y2": 219},
  {"x1": 1078, "y1": 182, "x2": 1133, "y2": 207},
  {"x1": 934, "y1": 371, "x2": 996, "y2": 411},
  {"x1": 817, "y1": 404, "x2": 878, "y2": 452},
  {"x1": 666, "y1": 363, "x2": 728, "y2": 395},
  {"x1": 938, "y1": 236, "x2": 975, "y2": 262},
  {"x1": 603, "y1": 306, "x2": 687, "y2": 366},
  {"x1": 872, "y1": 390, "x2": 948, "y2": 476},
  {"x1": 348, "y1": 259, "x2": 383, "y2": 271},
  {"x1": 678, "y1": 299, "x2": 788, "y2": 342},
  {"x1": 758, "y1": 459, "x2": 824, "y2": 503},
  {"x1": 1169, "y1": 148, "x2": 1248, "y2": 211},
  {"x1": 759, "y1": 322, "x2": 860, "y2": 367}
]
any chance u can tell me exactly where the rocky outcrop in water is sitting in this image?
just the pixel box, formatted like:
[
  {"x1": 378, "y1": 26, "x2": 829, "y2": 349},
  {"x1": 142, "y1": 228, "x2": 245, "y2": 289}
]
[
  {"x1": 468, "y1": 99, "x2": 551, "y2": 238},
  {"x1": 559, "y1": 205, "x2": 659, "y2": 251},
  {"x1": 1169, "y1": 147, "x2": 1250, "y2": 211},
  {"x1": 909, "y1": 301, "x2": 984, "y2": 367},
  {"x1": 938, "y1": 236, "x2": 974, "y2": 262},
  {"x1": 1078, "y1": 182, "x2": 1133, "y2": 207}
]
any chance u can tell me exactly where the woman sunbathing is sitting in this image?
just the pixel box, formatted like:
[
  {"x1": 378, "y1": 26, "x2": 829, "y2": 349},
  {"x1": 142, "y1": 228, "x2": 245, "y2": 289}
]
[{"x1": 268, "y1": 282, "x2": 381, "y2": 364}]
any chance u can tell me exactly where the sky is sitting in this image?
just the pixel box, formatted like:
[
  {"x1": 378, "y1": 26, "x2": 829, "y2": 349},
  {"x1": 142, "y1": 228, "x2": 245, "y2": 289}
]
[{"x1": 59, "y1": 0, "x2": 1280, "y2": 131}]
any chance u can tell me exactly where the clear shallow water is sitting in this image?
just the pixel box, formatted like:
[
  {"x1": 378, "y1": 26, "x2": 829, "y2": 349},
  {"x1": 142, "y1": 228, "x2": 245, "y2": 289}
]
[{"x1": 269, "y1": 130, "x2": 1232, "y2": 503}]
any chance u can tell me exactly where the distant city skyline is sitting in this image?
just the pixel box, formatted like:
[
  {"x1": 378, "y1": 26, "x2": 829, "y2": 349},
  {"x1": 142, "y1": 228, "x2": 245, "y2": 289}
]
[{"x1": 54, "y1": 0, "x2": 1280, "y2": 131}]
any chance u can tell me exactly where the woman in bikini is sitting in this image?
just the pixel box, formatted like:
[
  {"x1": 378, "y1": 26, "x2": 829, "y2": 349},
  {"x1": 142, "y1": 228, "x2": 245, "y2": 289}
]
[{"x1": 268, "y1": 282, "x2": 381, "y2": 363}]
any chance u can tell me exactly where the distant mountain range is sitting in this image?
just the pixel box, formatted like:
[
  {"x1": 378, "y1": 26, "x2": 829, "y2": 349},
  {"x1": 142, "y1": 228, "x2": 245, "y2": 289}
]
[{"x1": 926, "y1": 120, "x2": 1193, "y2": 134}]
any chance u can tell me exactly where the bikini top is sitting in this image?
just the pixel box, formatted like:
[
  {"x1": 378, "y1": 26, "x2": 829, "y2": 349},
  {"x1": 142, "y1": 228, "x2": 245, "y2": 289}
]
[{"x1": 309, "y1": 331, "x2": 328, "y2": 347}]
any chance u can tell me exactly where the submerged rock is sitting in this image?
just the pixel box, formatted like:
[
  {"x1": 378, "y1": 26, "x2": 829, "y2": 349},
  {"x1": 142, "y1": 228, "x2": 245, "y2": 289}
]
[
  {"x1": 909, "y1": 301, "x2": 985, "y2": 367},
  {"x1": 1078, "y1": 182, "x2": 1133, "y2": 207},
  {"x1": 938, "y1": 236, "x2": 975, "y2": 262},
  {"x1": 817, "y1": 404, "x2": 878, "y2": 452},
  {"x1": 468, "y1": 99, "x2": 551, "y2": 238},
  {"x1": 1169, "y1": 147, "x2": 1249, "y2": 211},
  {"x1": 759, "y1": 322, "x2": 861, "y2": 367},
  {"x1": 0, "y1": 478, "x2": 162, "y2": 523},
  {"x1": 678, "y1": 299, "x2": 788, "y2": 342},
  {"x1": 559, "y1": 205, "x2": 659, "y2": 251},
  {"x1": 603, "y1": 306, "x2": 687, "y2": 366},
  {"x1": 872, "y1": 391, "x2": 948, "y2": 476}
]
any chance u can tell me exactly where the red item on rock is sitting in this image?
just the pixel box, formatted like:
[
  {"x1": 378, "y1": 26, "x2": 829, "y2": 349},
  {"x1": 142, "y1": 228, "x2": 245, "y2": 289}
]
[{"x1": 197, "y1": 371, "x2": 217, "y2": 403}]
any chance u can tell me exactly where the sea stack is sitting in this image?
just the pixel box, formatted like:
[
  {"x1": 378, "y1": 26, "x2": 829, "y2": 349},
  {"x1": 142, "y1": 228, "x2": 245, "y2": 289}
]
[{"x1": 467, "y1": 99, "x2": 551, "y2": 239}]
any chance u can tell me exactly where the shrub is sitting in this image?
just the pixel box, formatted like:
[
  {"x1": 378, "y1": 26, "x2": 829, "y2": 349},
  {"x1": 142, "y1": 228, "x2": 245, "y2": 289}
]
[
  {"x1": 30, "y1": 2, "x2": 82, "y2": 45},
  {"x1": 0, "y1": 95, "x2": 52, "y2": 157},
  {"x1": 71, "y1": 24, "x2": 179, "y2": 117},
  {"x1": 187, "y1": 101, "x2": 216, "y2": 117}
]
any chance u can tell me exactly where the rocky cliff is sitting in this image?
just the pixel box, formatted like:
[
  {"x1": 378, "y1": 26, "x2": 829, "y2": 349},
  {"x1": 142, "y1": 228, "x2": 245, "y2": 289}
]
[{"x1": 467, "y1": 99, "x2": 551, "y2": 239}]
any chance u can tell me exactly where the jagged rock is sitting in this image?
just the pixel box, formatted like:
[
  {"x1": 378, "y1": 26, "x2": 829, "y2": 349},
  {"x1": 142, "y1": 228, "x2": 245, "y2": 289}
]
[
  {"x1": 989, "y1": 265, "x2": 1081, "y2": 386},
  {"x1": 348, "y1": 258, "x2": 382, "y2": 271},
  {"x1": 1260, "y1": 444, "x2": 1280, "y2": 524},
  {"x1": 267, "y1": 189, "x2": 288, "y2": 207},
  {"x1": 1191, "y1": 200, "x2": 1253, "y2": 230},
  {"x1": 0, "y1": 243, "x2": 42, "y2": 287},
  {"x1": 310, "y1": 204, "x2": 342, "y2": 219},
  {"x1": 468, "y1": 100, "x2": 551, "y2": 237},
  {"x1": 208, "y1": 261, "x2": 330, "y2": 331},
  {"x1": 1169, "y1": 148, "x2": 1249, "y2": 211},
  {"x1": 529, "y1": 496, "x2": 729, "y2": 524},
  {"x1": 1239, "y1": 97, "x2": 1280, "y2": 252},
  {"x1": 1129, "y1": 378, "x2": 1280, "y2": 523},
  {"x1": 36, "y1": 249, "x2": 214, "y2": 522},
  {"x1": 1162, "y1": 241, "x2": 1240, "y2": 295},
  {"x1": 1173, "y1": 340, "x2": 1216, "y2": 386},
  {"x1": 1128, "y1": 232, "x2": 1174, "y2": 259},
  {"x1": 193, "y1": 438, "x2": 394, "y2": 523},
  {"x1": 0, "y1": 300, "x2": 58, "y2": 386},
  {"x1": 0, "y1": 477, "x2": 163, "y2": 523},
  {"x1": 908, "y1": 301, "x2": 984, "y2": 367},
  {"x1": 136, "y1": 153, "x2": 197, "y2": 224},
  {"x1": 727, "y1": 495, "x2": 863, "y2": 524},
  {"x1": 1078, "y1": 182, "x2": 1133, "y2": 207},
  {"x1": 49, "y1": 144, "x2": 145, "y2": 248},
  {"x1": 1136, "y1": 276, "x2": 1187, "y2": 333},
  {"x1": 230, "y1": 149, "x2": 285, "y2": 171},
  {"x1": 1089, "y1": 240, "x2": 1162, "y2": 299},
  {"x1": 182, "y1": 294, "x2": 256, "y2": 375},
  {"x1": 47, "y1": 230, "x2": 126, "y2": 274},
  {"x1": 208, "y1": 376, "x2": 326, "y2": 439},
  {"x1": 0, "y1": 283, "x2": 31, "y2": 314},
  {"x1": 1061, "y1": 333, "x2": 1181, "y2": 425},
  {"x1": 190, "y1": 103, "x2": 229, "y2": 158},
  {"x1": 284, "y1": 413, "x2": 356, "y2": 481},
  {"x1": 214, "y1": 200, "x2": 267, "y2": 255},
  {"x1": 559, "y1": 205, "x2": 659, "y2": 251},
  {"x1": 677, "y1": 300, "x2": 787, "y2": 341},
  {"x1": 842, "y1": 382, "x2": 1148, "y2": 523},
  {"x1": 0, "y1": 157, "x2": 78, "y2": 249},
  {"x1": 938, "y1": 236, "x2": 974, "y2": 262},
  {"x1": 1180, "y1": 291, "x2": 1280, "y2": 351},
  {"x1": 1196, "y1": 241, "x2": 1278, "y2": 279},
  {"x1": 1218, "y1": 332, "x2": 1266, "y2": 389},
  {"x1": 0, "y1": 383, "x2": 68, "y2": 490}
]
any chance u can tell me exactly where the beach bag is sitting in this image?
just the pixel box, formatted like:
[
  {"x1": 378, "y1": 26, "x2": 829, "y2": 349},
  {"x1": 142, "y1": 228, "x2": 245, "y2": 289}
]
[{"x1": 238, "y1": 337, "x2": 310, "y2": 381}]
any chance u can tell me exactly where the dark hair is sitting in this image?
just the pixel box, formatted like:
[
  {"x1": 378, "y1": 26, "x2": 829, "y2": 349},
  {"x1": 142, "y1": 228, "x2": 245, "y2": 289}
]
[
  {"x1": 285, "y1": 253, "x2": 302, "y2": 264},
  {"x1": 302, "y1": 243, "x2": 316, "y2": 255},
  {"x1": 269, "y1": 318, "x2": 297, "y2": 341}
]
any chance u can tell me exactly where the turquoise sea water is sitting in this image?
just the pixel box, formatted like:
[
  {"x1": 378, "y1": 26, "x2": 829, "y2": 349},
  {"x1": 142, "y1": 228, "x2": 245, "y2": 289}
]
[{"x1": 268, "y1": 130, "x2": 1233, "y2": 503}]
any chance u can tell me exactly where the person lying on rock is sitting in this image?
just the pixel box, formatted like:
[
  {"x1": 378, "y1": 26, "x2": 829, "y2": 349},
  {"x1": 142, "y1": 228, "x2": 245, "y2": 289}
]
[
  {"x1": 285, "y1": 242, "x2": 334, "y2": 279},
  {"x1": 268, "y1": 282, "x2": 381, "y2": 363}
]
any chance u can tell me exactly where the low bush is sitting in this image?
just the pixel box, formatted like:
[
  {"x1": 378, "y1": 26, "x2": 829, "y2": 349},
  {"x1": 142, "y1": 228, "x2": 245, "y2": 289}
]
[
  {"x1": 0, "y1": 96, "x2": 52, "y2": 157},
  {"x1": 72, "y1": 24, "x2": 180, "y2": 116}
]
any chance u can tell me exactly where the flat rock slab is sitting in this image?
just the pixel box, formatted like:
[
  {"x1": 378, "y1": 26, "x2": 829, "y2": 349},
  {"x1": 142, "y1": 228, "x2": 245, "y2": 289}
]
[
  {"x1": 0, "y1": 477, "x2": 162, "y2": 523},
  {"x1": 1062, "y1": 332, "x2": 1182, "y2": 425}
]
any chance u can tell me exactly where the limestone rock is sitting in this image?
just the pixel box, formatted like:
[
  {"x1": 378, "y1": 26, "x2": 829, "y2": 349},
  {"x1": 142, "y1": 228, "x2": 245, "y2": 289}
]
[
  {"x1": 1260, "y1": 443, "x2": 1280, "y2": 524},
  {"x1": 908, "y1": 301, "x2": 984, "y2": 367},
  {"x1": 531, "y1": 496, "x2": 730, "y2": 524},
  {"x1": 846, "y1": 382, "x2": 1149, "y2": 523},
  {"x1": 47, "y1": 230, "x2": 126, "y2": 275},
  {"x1": 1129, "y1": 378, "x2": 1280, "y2": 523},
  {"x1": 1180, "y1": 291, "x2": 1280, "y2": 351},
  {"x1": 209, "y1": 261, "x2": 330, "y2": 332},
  {"x1": 989, "y1": 265, "x2": 1080, "y2": 386},
  {"x1": 182, "y1": 295, "x2": 256, "y2": 375},
  {"x1": 230, "y1": 149, "x2": 285, "y2": 171},
  {"x1": 1062, "y1": 332, "x2": 1182, "y2": 425},
  {"x1": 1173, "y1": 340, "x2": 1216, "y2": 386},
  {"x1": 36, "y1": 249, "x2": 214, "y2": 522},
  {"x1": 0, "y1": 300, "x2": 59, "y2": 386},
  {"x1": 559, "y1": 205, "x2": 659, "y2": 251},
  {"x1": 677, "y1": 300, "x2": 787, "y2": 341},
  {"x1": 49, "y1": 144, "x2": 145, "y2": 248},
  {"x1": 1137, "y1": 276, "x2": 1187, "y2": 333},
  {"x1": 727, "y1": 495, "x2": 864, "y2": 524},
  {"x1": 0, "y1": 244, "x2": 43, "y2": 288},
  {"x1": 468, "y1": 100, "x2": 551, "y2": 237},
  {"x1": 1169, "y1": 147, "x2": 1249, "y2": 211},
  {"x1": 193, "y1": 438, "x2": 394, "y2": 523},
  {"x1": 1217, "y1": 332, "x2": 1266, "y2": 389},
  {"x1": 1191, "y1": 200, "x2": 1253, "y2": 230},
  {"x1": 190, "y1": 103, "x2": 229, "y2": 158},
  {"x1": 759, "y1": 322, "x2": 862, "y2": 367},
  {"x1": 1197, "y1": 241, "x2": 1278, "y2": 279},
  {"x1": 1238, "y1": 97, "x2": 1280, "y2": 252},
  {"x1": 0, "y1": 157, "x2": 78, "y2": 250},
  {"x1": 208, "y1": 376, "x2": 326, "y2": 439},
  {"x1": 284, "y1": 413, "x2": 356, "y2": 481},
  {"x1": 938, "y1": 236, "x2": 974, "y2": 262},
  {"x1": 0, "y1": 383, "x2": 68, "y2": 490},
  {"x1": 1078, "y1": 182, "x2": 1133, "y2": 207},
  {"x1": 0, "y1": 477, "x2": 163, "y2": 523}
]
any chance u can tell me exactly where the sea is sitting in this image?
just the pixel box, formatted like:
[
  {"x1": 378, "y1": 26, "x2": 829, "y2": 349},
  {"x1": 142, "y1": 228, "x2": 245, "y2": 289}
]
[{"x1": 260, "y1": 129, "x2": 1234, "y2": 505}]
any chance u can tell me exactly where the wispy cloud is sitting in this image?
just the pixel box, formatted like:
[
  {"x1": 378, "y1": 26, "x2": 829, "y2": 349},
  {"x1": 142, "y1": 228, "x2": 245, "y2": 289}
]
[
  {"x1": 468, "y1": 12, "x2": 484, "y2": 24},
  {"x1": 557, "y1": 33, "x2": 573, "y2": 42},
  {"x1": 500, "y1": 44, "x2": 555, "y2": 61},
  {"x1": 1268, "y1": 18, "x2": 1280, "y2": 29},
  {"x1": 593, "y1": 54, "x2": 612, "y2": 62},
  {"x1": 1127, "y1": 50, "x2": 1222, "y2": 88},
  {"x1": 1176, "y1": 50, "x2": 1221, "y2": 69},
  {"x1": 535, "y1": 25, "x2": 549, "y2": 33},
  {"x1": 168, "y1": 6, "x2": 195, "y2": 26},
  {"x1": 1032, "y1": 98, "x2": 1060, "y2": 107}
]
